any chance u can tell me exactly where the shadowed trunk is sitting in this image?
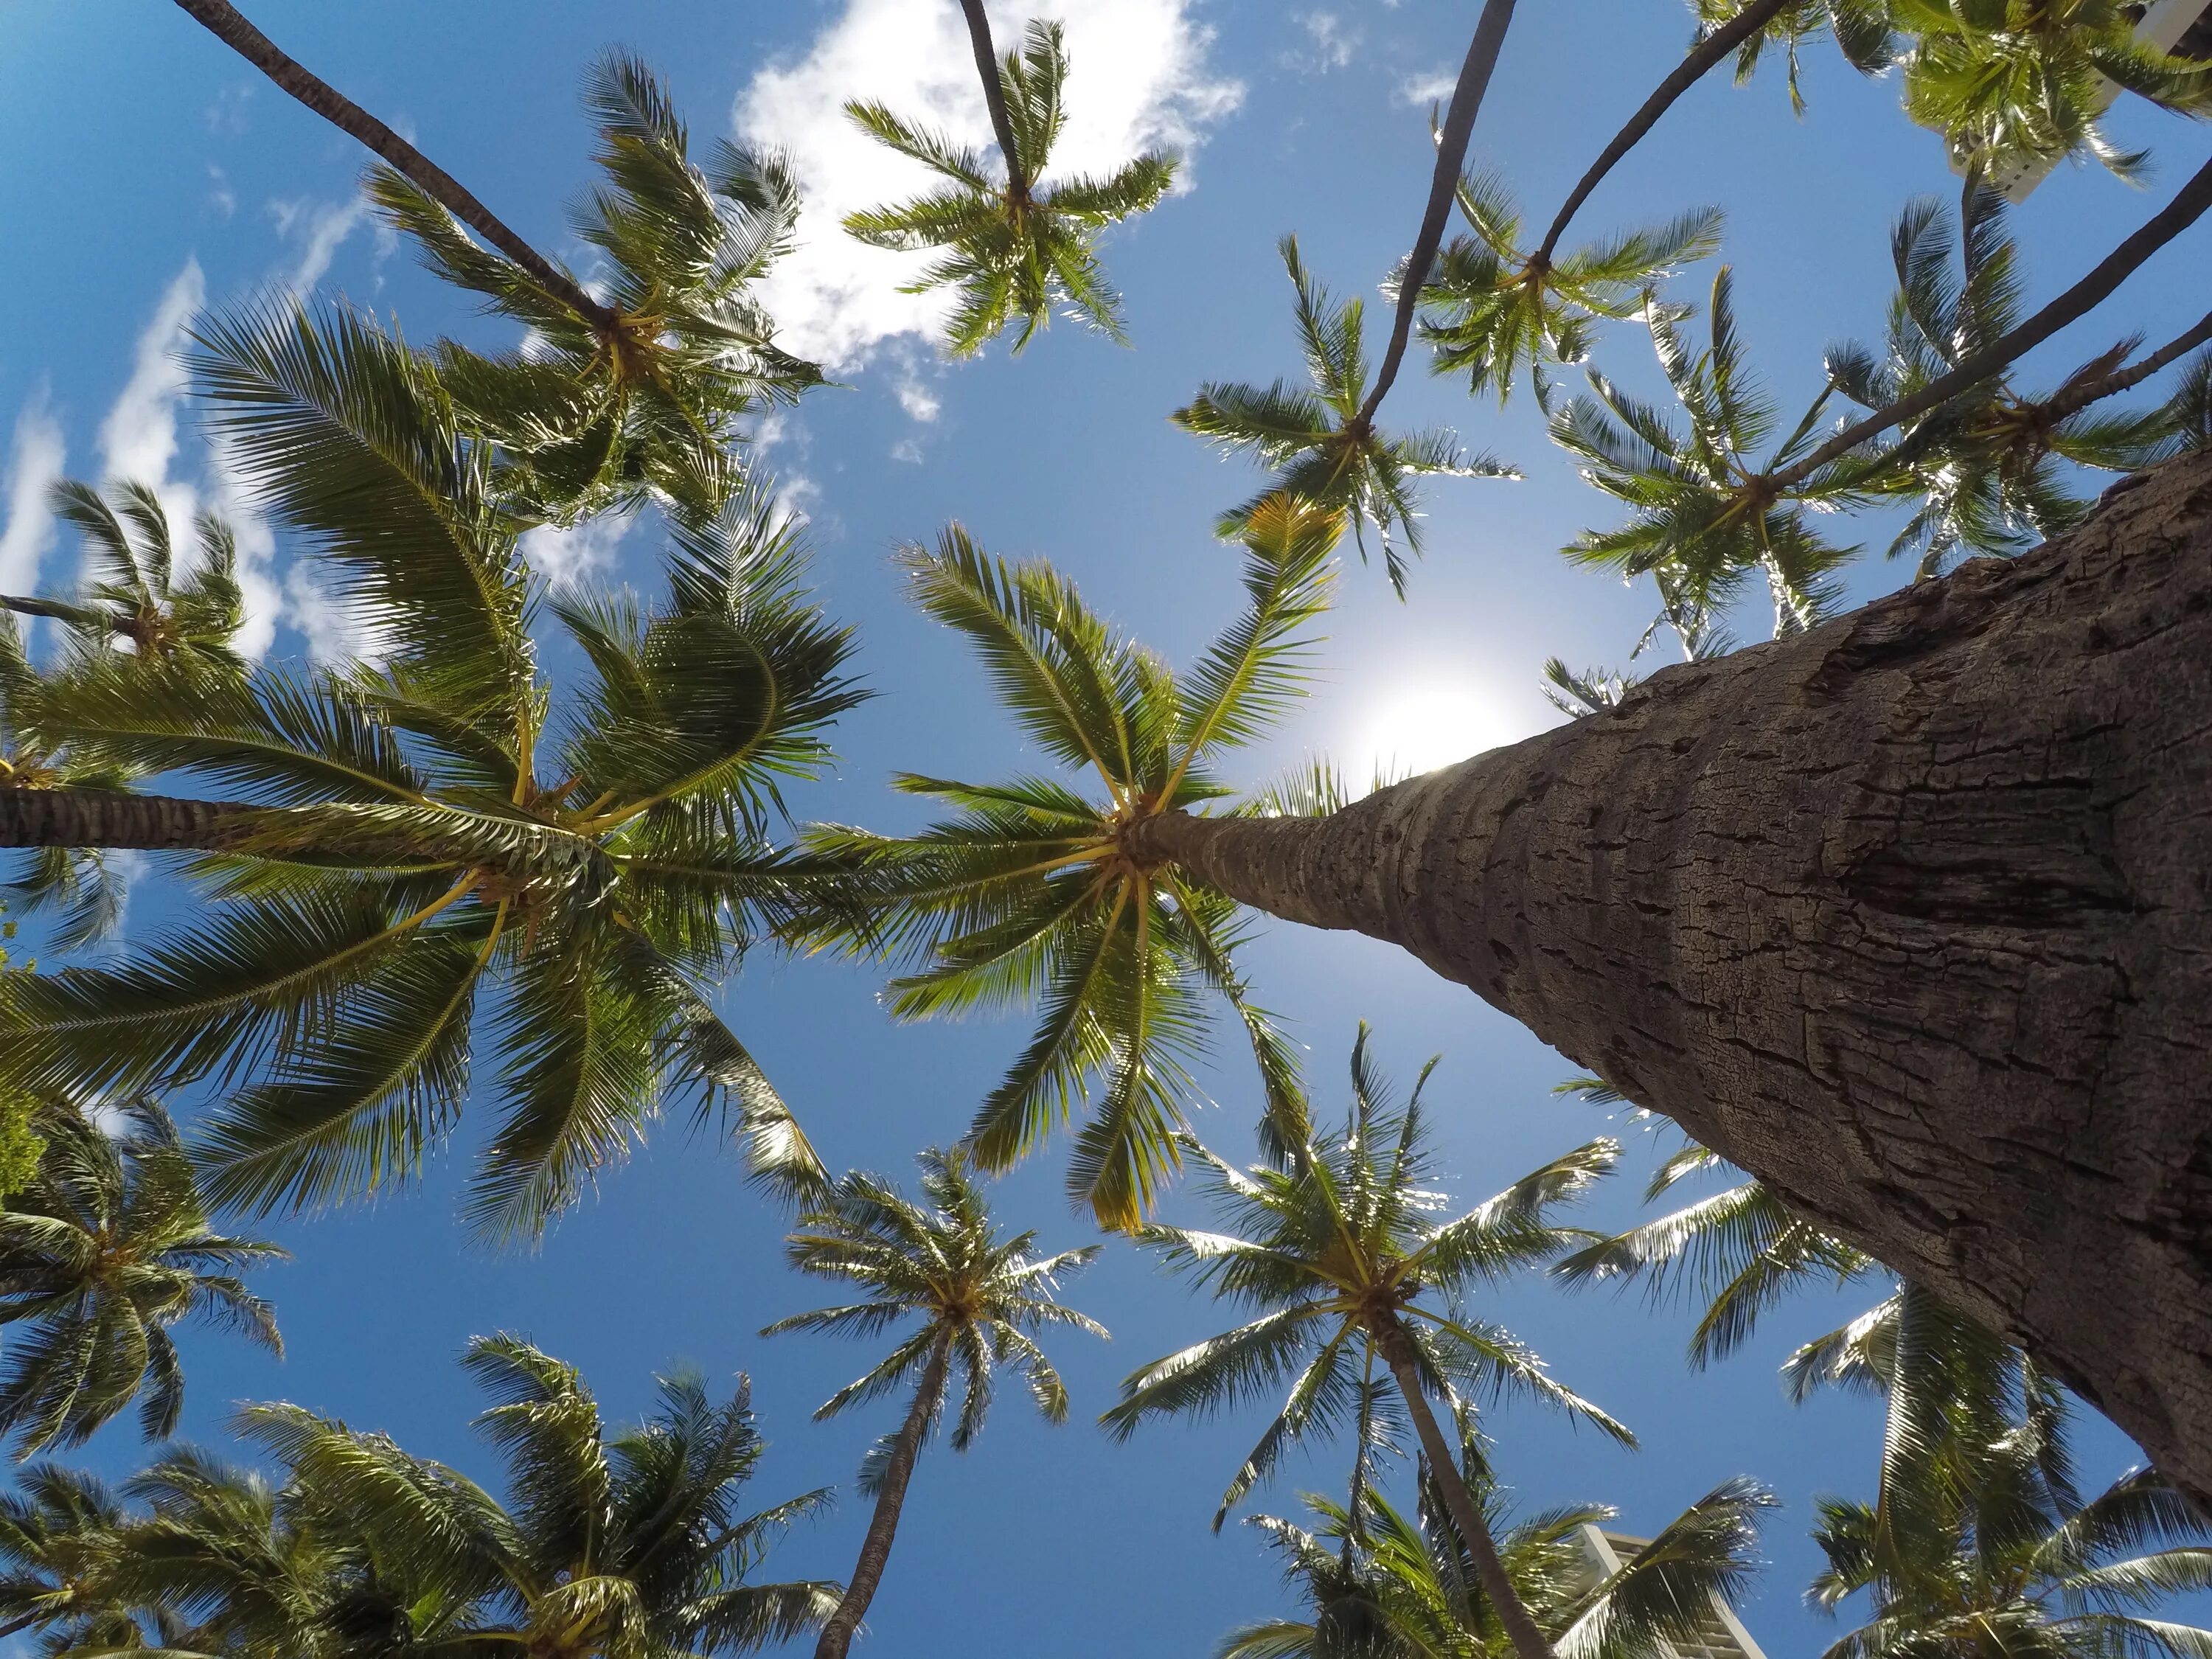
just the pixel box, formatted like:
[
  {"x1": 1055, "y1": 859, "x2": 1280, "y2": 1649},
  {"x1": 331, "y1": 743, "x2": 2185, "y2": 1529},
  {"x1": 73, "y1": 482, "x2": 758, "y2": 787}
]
[
  {"x1": 815, "y1": 1331, "x2": 951, "y2": 1659},
  {"x1": 0, "y1": 789, "x2": 256, "y2": 852},
  {"x1": 1382, "y1": 1335, "x2": 1554, "y2": 1659},
  {"x1": 1133, "y1": 451, "x2": 2212, "y2": 1507}
]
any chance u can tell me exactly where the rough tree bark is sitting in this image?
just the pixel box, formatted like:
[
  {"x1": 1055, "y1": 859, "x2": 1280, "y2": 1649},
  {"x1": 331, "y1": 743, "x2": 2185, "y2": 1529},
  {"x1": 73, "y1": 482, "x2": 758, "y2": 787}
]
[
  {"x1": 0, "y1": 789, "x2": 256, "y2": 852},
  {"x1": 1132, "y1": 450, "x2": 2212, "y2": 1508}
]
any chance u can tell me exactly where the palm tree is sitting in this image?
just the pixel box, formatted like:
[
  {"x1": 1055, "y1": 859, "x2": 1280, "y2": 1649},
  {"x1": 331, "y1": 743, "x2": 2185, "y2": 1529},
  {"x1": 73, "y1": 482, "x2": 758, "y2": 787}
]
[
  {"x1": 373, "y1": 52, "x2": 822, "y2": 523},
  {"x1": 1, "y1": 480, "x2": 244, "y2": 669},
  {"x1": 1550, "y1": 267, "x2": 1876, "y2": 644},
  {"x1": 1174, "y1": 236, "x2": 1516, "y2": 594},
  {"x1": 0, "y1": 300, "x2": 861, "y2": 1238},
  {"x1": 763, "y1": 1148, "x2": 1105, "y2": 1659},
  {"x1": 0, "y1": 1097, "x2": 283, "y2": 1460},
  {"x1": 1826, "y1": 187, "x2": 2172, "y2": 576},
  {"x1": 1102, "y1": 1028, "x2": 1630, "y2": 1659},
  {"x1": 843, "y1": 18, "x2": 1176, "y2": 356},
  {"x1": 239, "y1": 1335, "x2": 841, "y2": 1659},
  {"x1": 1894, "y1": 0, "x2": 2212, "y2": 184},
  {"x1": 795, "y1": 494, "x2": 1334, "y2": 1227},
  {"x1": 0, "y1": 1463, "x2": 140, "y2": 1649},
  {"x1": 1418, "y1": 168, "x2": 1721, "y2": 408},
  {"x1": 1806, "y1": 1351, "x2": 2212, "y2": 1659},
  {"x1": 1231, "y1": 1469, "x2": 1774, "y2": 1659},
  {"x1": 1688, "y1": 0, "x2": 1899, "y2": 113}
]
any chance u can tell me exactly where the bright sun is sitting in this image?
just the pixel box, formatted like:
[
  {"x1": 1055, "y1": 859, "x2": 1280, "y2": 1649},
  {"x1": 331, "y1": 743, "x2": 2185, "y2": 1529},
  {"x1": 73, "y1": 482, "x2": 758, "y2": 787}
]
[{"x1": 1356, "y1": 686, "x2": 1513, "y2": 782}]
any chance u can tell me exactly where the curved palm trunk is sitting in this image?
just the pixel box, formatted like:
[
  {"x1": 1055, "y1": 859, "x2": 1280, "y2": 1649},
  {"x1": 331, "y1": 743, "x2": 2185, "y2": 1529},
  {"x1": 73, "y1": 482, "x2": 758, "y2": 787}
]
[
  {"x1": 169, "y1": 0, "x2": 614, "y2": 330},
  {"x1": 1131, "y1": 451, "x2": 2212, "y2": 1509},
  {"x1": 1380, "y1": 1338, "x2": 1554, "y2": 1659},
  {"x1": 0, "y1": 787, "x2": 253, "y2": 851},
  {"x1": 815, "y1": 1332, "x2": 952, "y2": 1659},
  {"x1": 955, "y1": 0, "x2": 1026, "y2": 195}
]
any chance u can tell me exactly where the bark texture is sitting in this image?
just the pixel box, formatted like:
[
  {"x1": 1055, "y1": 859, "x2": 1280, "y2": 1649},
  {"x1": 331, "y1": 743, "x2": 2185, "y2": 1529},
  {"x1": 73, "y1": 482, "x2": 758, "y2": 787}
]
[
  {"x1": 0, "y1": 789, "x2": 254, "y2": 852},
  {"x1": 1384, "y1": 1339, "x2": 1555, "y2": 1659},
  {"x1": 1134, "y1": 451, "x2": 2212, "y2": 1506},
  {"x1": 815, "y1": 1332, "x2": 951, "y2": 1659}
]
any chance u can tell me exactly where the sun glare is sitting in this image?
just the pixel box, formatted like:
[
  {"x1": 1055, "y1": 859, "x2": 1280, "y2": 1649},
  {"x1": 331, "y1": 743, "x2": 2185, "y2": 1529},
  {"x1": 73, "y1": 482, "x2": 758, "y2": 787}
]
[{"x1": 1356, "y1": 686, "x2": 1514, "y2": 782}]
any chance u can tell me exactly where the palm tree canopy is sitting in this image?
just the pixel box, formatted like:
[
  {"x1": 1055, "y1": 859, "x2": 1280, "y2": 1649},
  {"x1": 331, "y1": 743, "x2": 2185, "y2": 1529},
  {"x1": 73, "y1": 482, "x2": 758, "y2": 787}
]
[
  {"x1": 32, "y1": 479, "x2": 247, "y2": 669},
  {"x1": 1103, "y1": 1028, "x2": 1631, "y2": 1530},
  {"x1": 1691, "y1": 0, "x2": 1899, "y2": 113},
  {"x1": 1175, "y1": 234, "x2": 1517, "y2": 594},
  {"x1": 765, "y1": 1147, "x2": 1106, "y2": 1455},
  {"x1": 1418, "y1": 167, "x2": 1722, "y2": 408},
  {"x1": 1825, "y1": 187, "x2": 2174, "y2": 575},
  {"x1": 843, "y1": 19, "x2": 1178, "y2": 356},
  {"x1": 0, "y1": 299, "x2": 862, "y2": 1240},
  {"x1": 0, "y1": 1097, "x2": 283, "y2": 1461},
  {"x1": 793, "y1": 495, "x2": 1338, "y2": 1228},
  {"x1": 373, "y1": 51, "x2": 822, "y2": 524}
]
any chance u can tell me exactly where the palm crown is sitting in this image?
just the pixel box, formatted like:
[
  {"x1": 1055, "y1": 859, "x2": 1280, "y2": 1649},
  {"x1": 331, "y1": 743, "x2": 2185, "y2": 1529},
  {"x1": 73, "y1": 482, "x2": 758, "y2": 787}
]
[
  {"x1": 0, "y1": 300, "x2": 860, "y2": 1240},
  {"x1": 1691, "y1": 0, "x2": 1899, "y2": 113},
  {"x1": 843, "y1": 20, "x2": 1177, "y2": 356},
  {"x1": 0, "y1": 1463, "x2": 143, "y2": 1653},
  {"x1": 0, "y1": 1097, "x2": 283, "y2": 1460},
  {"x1": 1175, "y1": 235, "x2": 1515, "y2": 594},
  {"x1": 1551, "y1": 267, "x2": 1877, "y2": 647},
  {"x1": 374, "y1": 52, "x2": 821, "y2": 524},
  {"x1": 798, "y1": 495, "x2": 1336, "y2": 1228},
  {"x1": 1826, "y1": 187, "x2": 2173, "y2": 576},
  {"x1": 1418, "y1": 168, "x2": 1722, "y2": 408}
]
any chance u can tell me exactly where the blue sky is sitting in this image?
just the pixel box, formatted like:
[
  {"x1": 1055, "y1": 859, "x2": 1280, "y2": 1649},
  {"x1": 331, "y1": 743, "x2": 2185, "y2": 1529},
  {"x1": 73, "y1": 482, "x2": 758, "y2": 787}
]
[{"x1": 3, "y1": 1, "x2": 2208, "y2": 1654}]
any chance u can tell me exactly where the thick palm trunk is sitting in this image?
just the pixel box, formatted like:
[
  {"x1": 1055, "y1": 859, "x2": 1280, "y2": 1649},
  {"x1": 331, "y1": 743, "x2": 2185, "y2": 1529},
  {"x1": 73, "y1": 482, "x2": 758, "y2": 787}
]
[
  {"x1": 1381, "y1": 1338, "x2": 1554, "y2": 1659},
  {"x1": 0, "y1": 788, "x2": 253, "y2": 852},
  {"x1": 815, "y1": 1332, "x2": 951, "y2": 1659},
  {"x1": 169, "y1": 0, "x2": 614, "y2": 330},
  {"x1": 1133, "y1": 451, "x2": 2212, "y2": 1508}
]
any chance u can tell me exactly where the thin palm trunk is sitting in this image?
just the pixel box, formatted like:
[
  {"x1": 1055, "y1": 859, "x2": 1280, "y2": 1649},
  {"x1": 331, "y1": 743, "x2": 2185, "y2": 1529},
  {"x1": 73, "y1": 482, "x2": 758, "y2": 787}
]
[
  {"x1": 2043, "y1": 306, "x2": 2212, "y2": 422},
  {"x1": 1, "y1": 598, "x2": 96, "y2": 626},
  {"x1": 170, "y1": 0, "x2": 615, "y2": 330},
  {"x1": 955, "y1": 0, "x2": 1027, "y2": 195},
  {"x1": 815, "y1": 1330, "x2": 953, "y2": 1659},
  {"x1": 1533, "y1": 0, "x2": 1797, "y2": 263},
  {"x1": 1770, "y1": 150, "x2": 2212, "y2": 487},
  {"x1": 1127, "y1": 449, "x2": 2212, "y2": 1512},
  {"x1": 1380, "y1": 1336, "x2": 1554, "y2": 1659},
  {"x1": 0, "y1": 787, "x2": 253, "y2": 851},
  {"x1": 1357, "y1": 0, "x2": 1519, "y2": 424},
  {"x1": 0, "y1": 1612, "x2": 45, "y2": 1641}
]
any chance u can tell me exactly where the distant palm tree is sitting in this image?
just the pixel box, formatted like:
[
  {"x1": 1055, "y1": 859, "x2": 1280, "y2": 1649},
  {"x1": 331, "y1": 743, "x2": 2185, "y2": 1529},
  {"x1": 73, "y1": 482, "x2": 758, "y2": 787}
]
[
  {"x1": 1550, "y1": 268, "x2": 1876, "y2": 644},
  {"x1": 1103, "y1": 1029, "x2": 1629, "y2": 1659},
  {"x1": 765, "y1": 1148, "x2": 1105, "y2": 1659},
  {"x1": 1419, "y1": 167, "x2": 1721, "y2": 408},
  {"x1": 1, "y1": 302, "x2": 861, "y2": 1237},
  {"x1": 796, "y1": 495, "x2": 1335, "y2": 1226},
  {"x1": 1689, "y1": 0, "x2": 1899, "y2": 113},
  {"x1": 0, "y1": 1098, "x2": 283, "y2": 1459},
  {"x1": 373, "y1": 52, "x2": 822, "y2": 523},
  {"x1": 240, "y1": 1335, "x2": 841, "y2": 1659},
  {"x1": 1175, "y1": 236, "x2": 1515, "y2": 594},
  {"x1": 844, "y1": 18, "x2": 1176, "y2": 356},
  {"x1": 1231, "y1": 1468, "x2": 1774, "y2": 1659},
  {"x1": 1826, "y1": 187, "x2": 2172, "y2": 576},
  {"x1": 0, "y1": 1463, "x2": 140, "y2": 1649}
]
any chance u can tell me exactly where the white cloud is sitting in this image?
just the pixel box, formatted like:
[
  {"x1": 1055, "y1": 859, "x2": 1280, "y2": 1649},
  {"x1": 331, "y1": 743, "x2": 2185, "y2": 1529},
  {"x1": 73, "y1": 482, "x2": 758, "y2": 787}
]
[
  {"x1": 894, "y1": 366, "x2": 942, "y2": 423},
  {"x1": 268, "y1": 195, "x2": 369, "y2": 297},
  {"x1": 100, "y1": 260, "x2": 204, "y2": 504},
  {"x1": 1295, "y1": 11, "x2": 1360, "y2": 71},
  {"x1": 207, "y1": 164, "x2": 237, "y2": 221},
  {"x1": 734, "y1": 0, "x2": 1242, "y2": 370},
  {"x1": 520, "y1": 515, "x2": 630, "y2": 590},
  {"x1": 282, "y1": 560, "x2": 375, "y2": 664},
  {"x1": 1397, "y1": 69, "x2": 1460, "y2": 106},
  {"x1": 0, "y1": 389, "x2": 65, "y2": 597},
  {"x1": 202, "y1": 428, "x2": 284, "y2": 661},
  {"x1": 890, "y1": 437, "x2": 925, "y2": 464}
]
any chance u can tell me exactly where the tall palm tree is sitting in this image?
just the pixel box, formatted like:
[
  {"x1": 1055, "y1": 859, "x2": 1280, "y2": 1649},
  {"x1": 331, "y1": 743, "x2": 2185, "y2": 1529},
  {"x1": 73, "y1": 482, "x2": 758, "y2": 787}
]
[
  {"x1": 1807, "y1": 1355, "x2": 2212, "y2": 1659},
  {"x1": 238, "y1": 1335, "x2": 841, "y2": 1659},
  {"x1": 843, "y1": 18, "x2": 1176, "y2": 356},
  {"x1": 0, "y1": 1097, "x2": 283, "y2": 1460},
  {"x1": 1549, "y1": 267, "x2": 1877, "y2": 644},
  {"x1": 0, "y1": 300, "x2": 862, "y2": 1238},
  {"x1": 1826, "y1": 187, "x2": 2172, "y2": 576},
  {"x1": 1230, "y1": 1469, "x2": 1774, "y2": 1659},
  {"x1": 0, "y1": 1463, "x2": 140, "y2": 1649},
  {"x1": 1418, "y1": 168, "x2": 1721, "y2": 408},
  {"x1": 763, "y1": 1148, "x2": 1105, "y2": 1659},
  {"x1": 1689, "y1": 0, "x2": 1899, "y2": 114},
  {"x1": 795, "y1": 494, "x2": 1335, "y2": 1227},
  {"x1": 1102, "y1": 1028, "x2": 1630, "y2": 1659},
  {"x1": 374, "y1": 52, "x2": 822, "y2": 524},
  {"x1": 1894, "y1": 0, "x2": 2212, "y2": 184},
  {"x1": 1174, "y1": 236, "x2": 1515, "y2": 594}
]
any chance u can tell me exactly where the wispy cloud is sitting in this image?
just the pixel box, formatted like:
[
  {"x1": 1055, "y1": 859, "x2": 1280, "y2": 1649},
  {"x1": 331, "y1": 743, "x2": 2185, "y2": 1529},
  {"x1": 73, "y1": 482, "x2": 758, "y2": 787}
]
[
  {"x1": 1397, "y1": 69, "x2": 1460, "y2": 106},
  {"x1": 0, "y1": 389, "x2": 66, "y2": 597},
  {"x1": 268, "y1": 195, "x2": 369, "y2": 297},
  {"x1": 99, "y1": 261, "x2": 204, "y2": 501},
  {"x1": 520, "y1": 514, "x2": 631, "y2": 590},
  {"x1": 1292, "y1": 11, "x2": 1361, "y2": 72},
  {"x1": 734, "y1": 0, "x2": 1242, "y2": 372}
]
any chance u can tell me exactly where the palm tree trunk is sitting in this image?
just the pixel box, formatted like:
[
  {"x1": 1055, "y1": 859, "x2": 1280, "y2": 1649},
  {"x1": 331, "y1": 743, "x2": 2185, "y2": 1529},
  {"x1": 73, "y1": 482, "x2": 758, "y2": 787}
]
[
  {"x1": 955, "y1": 0, "x2": 1027, "y2": 195},
  {"x1": 169, "y1": 0, "x2": 616, "y2": 330},
  {"x1": 815, "y1": 1332, "x2": 952, "y2": 1659},
  {"x1": 0, "y1": 1612, "x2": 44, "y2": 1641},
  {"x1": 0, "y1": 787, "x2": 253, "y2": 851},
  {"x1": 1130, "y1": 448, "x2": 2212, "y2": 1512},
  {"x1": 1379, "y1": 1337, "x2": 1554, "y2": 1659}
]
